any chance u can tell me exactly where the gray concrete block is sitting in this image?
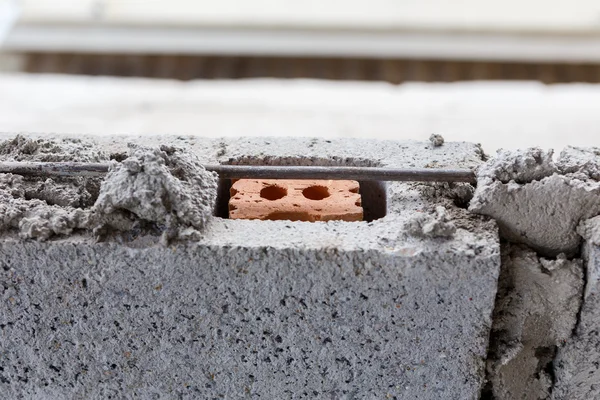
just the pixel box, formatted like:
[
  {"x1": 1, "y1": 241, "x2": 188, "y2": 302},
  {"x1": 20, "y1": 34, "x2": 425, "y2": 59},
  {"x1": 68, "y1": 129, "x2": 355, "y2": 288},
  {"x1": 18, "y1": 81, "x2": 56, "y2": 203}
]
[{"x1": 0, "y1": 135, "x2": 500, "y2": 399}]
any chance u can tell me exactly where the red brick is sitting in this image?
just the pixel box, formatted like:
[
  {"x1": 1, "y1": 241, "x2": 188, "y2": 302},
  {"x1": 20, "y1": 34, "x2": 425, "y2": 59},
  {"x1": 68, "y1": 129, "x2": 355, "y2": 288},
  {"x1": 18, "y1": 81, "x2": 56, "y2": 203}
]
[{"x1": 229, "y1": 179, "x2": 363, "y2": 222}]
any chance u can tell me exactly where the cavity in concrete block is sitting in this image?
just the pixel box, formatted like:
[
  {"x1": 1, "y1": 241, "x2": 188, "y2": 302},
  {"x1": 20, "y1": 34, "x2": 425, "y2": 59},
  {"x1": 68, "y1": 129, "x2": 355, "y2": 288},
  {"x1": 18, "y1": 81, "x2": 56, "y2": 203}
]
[
  {"x1": 484, "y1": 244, "x2": 583, "y2": 400},
  {"x1": 0, "y1": 135, "x2": 499, "y2": 399}
]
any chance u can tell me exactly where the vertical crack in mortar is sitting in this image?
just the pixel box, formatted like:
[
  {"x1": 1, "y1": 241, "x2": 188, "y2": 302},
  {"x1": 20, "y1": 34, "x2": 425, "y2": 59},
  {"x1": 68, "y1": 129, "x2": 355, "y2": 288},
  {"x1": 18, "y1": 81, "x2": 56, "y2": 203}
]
[{"x1": 571, "y1": 243, "x2": 587, "y2": 339}]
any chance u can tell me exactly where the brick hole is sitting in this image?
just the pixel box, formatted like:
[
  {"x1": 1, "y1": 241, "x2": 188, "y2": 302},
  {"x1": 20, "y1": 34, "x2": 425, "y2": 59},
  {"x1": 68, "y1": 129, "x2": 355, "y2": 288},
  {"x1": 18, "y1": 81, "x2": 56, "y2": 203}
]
[
  {"x1": 260, "y1": 185, "x2": 287, "y2": 201},
  {"x1": 302, "y1": 186, "x2": 330, "y2": 201}
]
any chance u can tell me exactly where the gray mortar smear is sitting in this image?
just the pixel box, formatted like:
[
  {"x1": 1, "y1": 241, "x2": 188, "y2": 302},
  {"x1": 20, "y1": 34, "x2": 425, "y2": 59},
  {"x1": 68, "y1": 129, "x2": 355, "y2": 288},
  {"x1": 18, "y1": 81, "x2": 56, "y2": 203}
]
[
  {"x1": 0, "y1": 136, "x2": 219, "y2": 243},
  {"x1": 0, "y1": 135, "x2": 108, "y2": 240},
  {"x1": 0, "y1": 134, "x2": 109, "y2": 208},
  {"x1": 405, "y1": 205, "x2": 456, "y2": 238},
  {"x1": 94, "y1": 145, "x2": 218, "y2": 243},
  {"x1": 470, "y1": 146, "x2": 600, "y2": 257},
  {"x1": 484, "y1": 245, "x2": 583, "y2": 400}
]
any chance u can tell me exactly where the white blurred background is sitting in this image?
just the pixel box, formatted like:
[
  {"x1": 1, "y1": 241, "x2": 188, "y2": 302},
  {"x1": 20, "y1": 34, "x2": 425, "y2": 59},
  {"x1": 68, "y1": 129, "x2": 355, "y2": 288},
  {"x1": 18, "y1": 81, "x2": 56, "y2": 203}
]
[{"x1": 1, "y1": 0, "x2": 600, "y2": 153}]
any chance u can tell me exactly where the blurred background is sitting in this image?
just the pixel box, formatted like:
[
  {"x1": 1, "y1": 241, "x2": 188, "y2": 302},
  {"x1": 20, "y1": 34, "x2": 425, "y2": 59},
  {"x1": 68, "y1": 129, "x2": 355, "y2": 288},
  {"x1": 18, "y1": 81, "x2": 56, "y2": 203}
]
[{"x1": 1, "y1": 0, "x2": 599, "y2": 153}]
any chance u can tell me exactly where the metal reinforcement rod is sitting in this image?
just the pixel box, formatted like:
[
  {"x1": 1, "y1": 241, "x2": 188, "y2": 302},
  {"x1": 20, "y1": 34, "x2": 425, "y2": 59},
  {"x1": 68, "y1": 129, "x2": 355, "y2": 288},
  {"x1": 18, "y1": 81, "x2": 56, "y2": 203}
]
[{"x1": 0, "y1": 161, "x2": 476, "y2": 183}]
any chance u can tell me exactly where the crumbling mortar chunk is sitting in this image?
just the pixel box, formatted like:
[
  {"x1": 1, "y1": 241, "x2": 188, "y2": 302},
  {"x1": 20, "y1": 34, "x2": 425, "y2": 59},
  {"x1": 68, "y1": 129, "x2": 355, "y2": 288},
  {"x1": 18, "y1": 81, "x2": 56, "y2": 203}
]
[
  {"x1": 0, "y1": 135, "x2": 111, "y2": 240},
  {"x1": 416, "y1": 181, "x2": 475, "y2": 209},
  {"x1": 405, "y1": 206, "x2": 456, "y2": 238},
  {"x1": 470, "y1": 147, "x2": 600, "y2": 257},
  {"x1": 93, "y1": 145, "x2": 219, "y2": 244},
  {"x1": 0, "y1": 136, "x2": 219, "y2": 243},
  {"x1": 429, "y1": 134, "x2": 445, "y2": 147}
]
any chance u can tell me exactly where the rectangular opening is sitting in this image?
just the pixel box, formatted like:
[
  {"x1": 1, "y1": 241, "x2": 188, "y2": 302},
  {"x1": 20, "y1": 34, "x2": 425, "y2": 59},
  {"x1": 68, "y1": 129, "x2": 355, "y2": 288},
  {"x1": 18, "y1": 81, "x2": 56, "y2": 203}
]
[{"x1": 213, "y1": 159, "x2": 387, "y2": 222}]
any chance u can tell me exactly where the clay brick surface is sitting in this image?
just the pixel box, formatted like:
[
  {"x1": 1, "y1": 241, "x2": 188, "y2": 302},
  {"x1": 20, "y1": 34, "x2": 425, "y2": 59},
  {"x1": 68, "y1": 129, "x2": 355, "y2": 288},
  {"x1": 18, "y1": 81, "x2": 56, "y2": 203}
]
[{"x1": 229, "y1": 179, "x2": 363, "y2": 222}]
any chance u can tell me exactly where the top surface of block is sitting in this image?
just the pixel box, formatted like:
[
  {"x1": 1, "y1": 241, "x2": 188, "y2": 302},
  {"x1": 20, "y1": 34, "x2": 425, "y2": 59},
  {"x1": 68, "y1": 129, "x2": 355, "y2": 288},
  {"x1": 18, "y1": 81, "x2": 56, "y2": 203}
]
[{"x1": 0, "y1": 134, "x2": 493, "y2": 255}]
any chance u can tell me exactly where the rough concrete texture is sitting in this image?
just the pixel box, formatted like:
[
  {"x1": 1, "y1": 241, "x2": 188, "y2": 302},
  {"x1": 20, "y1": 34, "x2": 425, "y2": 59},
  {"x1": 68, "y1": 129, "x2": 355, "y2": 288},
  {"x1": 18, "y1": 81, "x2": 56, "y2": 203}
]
[
  {"x1": 577, "y1": 215, "x2": 600, "y2": 246},
  {"x1": 0, "y1": 134, "x2": 499, "y2": 399},
  {"x1": 0, "y1": 135, "x2": 109, "y2": 241},
  {"x1": 94, "y1": 145, "x2": 218, "y2": 243},
  {"x1": 484, "y1": 245, "x2": 583, "y2": 400},
  {"x1": 557, "y1": 146, "x2": 600, "y2": 181},
  {"x1": 553, "y1": 224, "x2": 600, "y2": 399},
  {"x1": 470, "y1": 147, "x2": 600, "y2": 257},
  {"x1": 0, "y1": 137, "x2": 219, "y2": 243},
  {"x1": 405, "y1": 206, "x2": 456, "y2": 238}
]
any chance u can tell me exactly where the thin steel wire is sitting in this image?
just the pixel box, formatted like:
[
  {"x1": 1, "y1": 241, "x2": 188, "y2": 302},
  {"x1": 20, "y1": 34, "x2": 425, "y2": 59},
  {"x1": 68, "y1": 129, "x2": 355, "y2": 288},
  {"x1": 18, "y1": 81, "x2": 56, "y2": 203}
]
[{"x1": 0, "y1": 161, "x2": 476, "y2": 183}]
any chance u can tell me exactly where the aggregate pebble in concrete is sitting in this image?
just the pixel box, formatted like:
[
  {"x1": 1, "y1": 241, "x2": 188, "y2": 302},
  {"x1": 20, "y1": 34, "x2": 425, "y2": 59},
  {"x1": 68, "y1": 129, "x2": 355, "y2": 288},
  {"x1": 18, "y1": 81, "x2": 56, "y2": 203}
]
[{"x1": 0, "y1": 134, "x2": 499, "y2": 399}]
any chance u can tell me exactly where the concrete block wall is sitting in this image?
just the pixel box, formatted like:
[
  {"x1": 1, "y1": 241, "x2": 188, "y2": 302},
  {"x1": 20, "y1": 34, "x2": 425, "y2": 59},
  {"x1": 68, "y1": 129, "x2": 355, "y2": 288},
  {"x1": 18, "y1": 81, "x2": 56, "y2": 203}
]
[
  {"x1": 1, "y1": 133, "x2": 599, "y2": 399},
  {"x1": 0, "y1": 135, "x2": 499, "y2": 399}
]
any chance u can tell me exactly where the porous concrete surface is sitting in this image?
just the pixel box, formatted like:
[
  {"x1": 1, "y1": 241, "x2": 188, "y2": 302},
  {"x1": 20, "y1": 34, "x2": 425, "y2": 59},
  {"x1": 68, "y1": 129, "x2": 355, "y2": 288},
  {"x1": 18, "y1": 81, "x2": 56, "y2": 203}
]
[
  {"x1": 470, "y1": 147, "x2": 600, "y2": 257},
  {"x1": 0, "y1": 134, "x2": 499, "y2": 399},
  {"x1": 484, "y1": 245, "x2": 583, "y2": 400},
  {"x1": 553, "y1": 226, "x2": 600, "y2": 399}
]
